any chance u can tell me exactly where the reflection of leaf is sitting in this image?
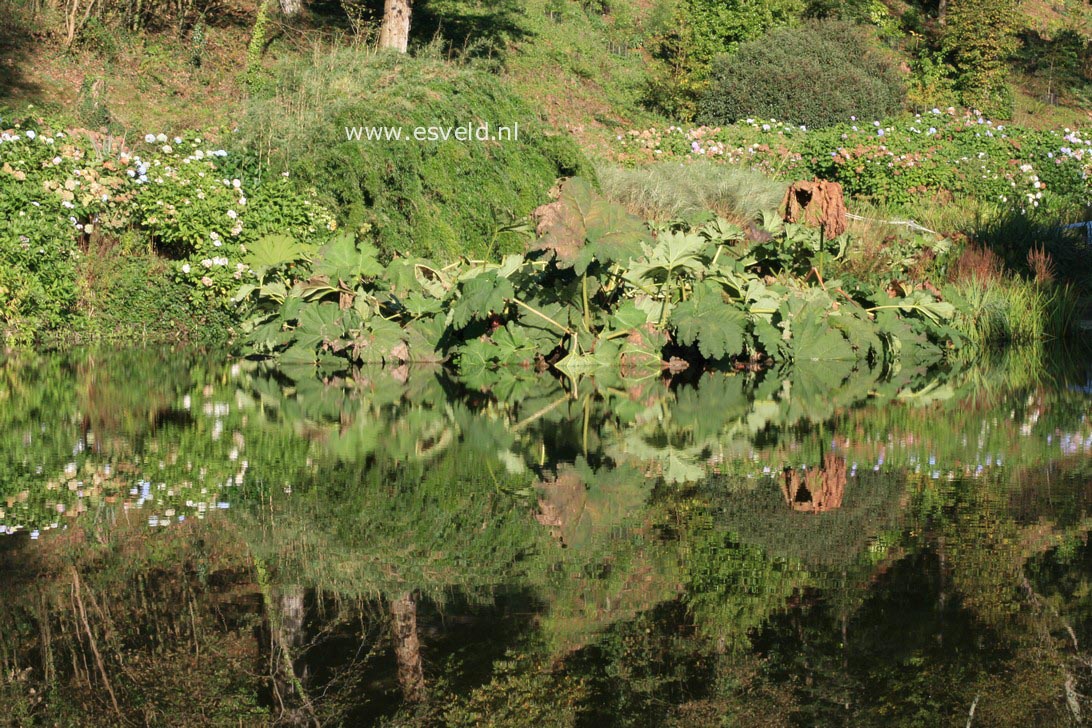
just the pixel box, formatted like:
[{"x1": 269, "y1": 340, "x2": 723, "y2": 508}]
[
  {"x1": 615, "y1": 432, "x2": 708, "y2": 484},
  {"x1": 536, "y1": 460, "x2": 651, "y2": 549},
  {"x1": 786, "y1": 360, "x2": 857, "y2": 421},
  {"x1": 554, "y1": 338, "x2": 623, "y2": 378},
  {"x1": 673, "y1": 374, "x2": 749, "y2": 440}
]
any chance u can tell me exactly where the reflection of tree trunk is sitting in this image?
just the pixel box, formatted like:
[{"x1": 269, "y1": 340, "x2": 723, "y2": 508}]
[
  {"x1": 936, "y1": 534, "x2": 947, "y2": 648},
  {"x1": 280, "y1": 587, "x2": 306, "y2": 653},
  {"x1": 1021, "y1": 575, "x2": 1085, "y2": 723},
  {"x1": 265, "y1": 584, "x2": 317, "y2": 726},
  {"x1": 390, "y1": 591, "x2": 426, "y2": 703}
]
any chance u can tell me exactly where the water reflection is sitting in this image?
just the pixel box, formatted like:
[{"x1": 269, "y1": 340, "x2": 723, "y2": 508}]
[{"x1": 0, "y1": 347, "x2": 1090, "y2": 725}]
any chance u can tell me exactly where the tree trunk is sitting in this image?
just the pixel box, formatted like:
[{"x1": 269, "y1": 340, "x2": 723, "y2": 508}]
[
  {"x1": 378, "y1": 0, "x2": 412, "y2": 53},
  {"x1": 390, "y1": 591, "x2": 426, "y2": 702},
  {"x1": 279, "y1": 0, "x2": 302, "y2": 17},
  {"x1": 937, "y1": 0, "x2": 948, "y2": 26}
]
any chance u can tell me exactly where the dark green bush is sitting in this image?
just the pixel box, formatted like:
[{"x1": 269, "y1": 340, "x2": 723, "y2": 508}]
[
  {"x1": 70, "y1": 242, "x2": 233, "y2": 345},
  {"x1": 240, "y1": 50, "x2": 592, "y2": 262},
  {"x1": 697, "y1": 21, "x2": 905, "y2": 129}
]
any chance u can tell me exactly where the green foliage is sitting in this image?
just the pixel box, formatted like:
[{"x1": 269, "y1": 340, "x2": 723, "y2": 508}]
[
  {"x1": 238, "y1": 50, "x2": 591, "y2": 262},
  {"x1": 70, "y1": 244, "x2": 233, "y2": 344},
  {"x1": 678, "y1": 0, "x2": 806, "y2": 69},
  {"x1": 947, "y1": 275, "x2": 1079, "y2": 346},
  {"x1": 236, "y1": 177, "x2": 963, "y2": 380},
  {"x1": 612, "y1": 111, "x2": 1092, "y2": 217},
  {"x1": 697, "y1": 21, "x2": 905, "y2": 129},
  {"x1": 943, "y1": 0, "x2": 1021, "y2": 118},
  {"x1": 0, "y1": 117, "x2": 337, "y2": 341},
  {"x1": 670, "y1": 280, "x2": 747, "y2": 359},
  {"x1": 646, "y1": 0, "x2": 806, "y2": 118},
  {"x1": 245, "y1": 0, "x2": 275, "y2": 80},
  {"x1": 906, "y1": 49, "x2": 961, "y2": 111}
]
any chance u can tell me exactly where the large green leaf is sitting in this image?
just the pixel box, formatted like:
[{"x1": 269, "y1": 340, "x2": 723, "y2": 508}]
[
  {"x1": 624, "y1": 231, "x2": 706, "y2": 287},
  {"x1": 610, "y1": 301, "x2": 651, "y2": 331},
  {"x1": 350, "y1": 318, "x2": 406, "y2": 364},
  {"x1": 533, "y1": 177, "x2": 648, "y2": 274},
  {"x1": 791, "y1": 321, "x2": 853, "y2": 362},
  {"x1": 244, "y1": 234, "x2": 312, "y2": 271},
  {"x1": 314, "y1": 233, "x2": 384, "y2": 285},
  {"x1": 575, "y1": 201, "x2": 649, "y2": 275},
  {"x1": 450, "y1": 273, "x2": 514, "y2": 328},
  {"x1": 532, "y1": 177, "x2": 596, "y2": 265},
  {"x1": 293, "y1": 302, "x2": 345, "y2": 351},
  {"x1": 403, "y1": 314, "x2": 448, "y2": 362},
  {"x1": 670, "y1": 281, "x2": 746, "y2": 361}
]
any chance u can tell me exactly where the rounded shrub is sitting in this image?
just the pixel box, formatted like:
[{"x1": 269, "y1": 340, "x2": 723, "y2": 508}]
[
  {"x1": 697, "y1": 21, "x2": 905, "y2": 129},
  {"x1": 239, "y1": 50, "x2": 592, "y2": 262}
]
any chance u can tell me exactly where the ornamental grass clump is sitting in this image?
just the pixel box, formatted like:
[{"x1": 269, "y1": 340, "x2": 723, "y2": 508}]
[{"x1": 597, "y1": 161, "x2": 785, "y2": 223}]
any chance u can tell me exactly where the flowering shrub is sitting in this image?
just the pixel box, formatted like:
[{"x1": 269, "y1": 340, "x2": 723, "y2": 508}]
[
  {"x1": 610, "y1": 109, "x2": 1092, "y2": 215},
  {"x1": 0, "y1": 119, "x2": 338, "y2": 340}
]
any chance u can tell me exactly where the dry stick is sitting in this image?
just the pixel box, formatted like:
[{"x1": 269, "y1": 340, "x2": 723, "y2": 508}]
[
  {"x1": 67, "y1": 585, "x2": 93, "y2": 691},
  {"x1": 71, "y1": 568, "x2": 122, "y2": 719},
  {"x1": 188, "y1": 592, "x2": 201, "y2": 660},
  {"x1": 38, "y1": 589, "x2": 56, "y2": 686},
  {"x1": 966, "y1": 694, "x2": 979, "y2": 728}
]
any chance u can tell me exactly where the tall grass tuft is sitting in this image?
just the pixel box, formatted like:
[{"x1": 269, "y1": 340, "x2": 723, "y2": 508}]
[
  {"x1": 596, "y1": 161, "x2": 786, "y2": 224},
  {"x1": 973, "y1": 209, "x2": 1092, "y2": 286},
  {"x1": 949, "y1": 275, "x2": 1080, "y2": 347}
]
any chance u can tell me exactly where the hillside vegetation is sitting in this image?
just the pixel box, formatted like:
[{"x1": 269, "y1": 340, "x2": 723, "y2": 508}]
[{"x1": 1, "y1": 0, "x2": 1091, "y2": 350}]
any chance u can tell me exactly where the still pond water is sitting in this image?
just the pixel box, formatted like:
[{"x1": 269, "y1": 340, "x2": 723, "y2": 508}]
[{"x1": 1, "y1": 347, "x2": 1091, "y2": 726}]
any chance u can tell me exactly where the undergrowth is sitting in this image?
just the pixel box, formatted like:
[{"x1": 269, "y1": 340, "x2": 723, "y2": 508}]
[{"x1": 237, "y1": 47, "x2": 592, "y2": 262}]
